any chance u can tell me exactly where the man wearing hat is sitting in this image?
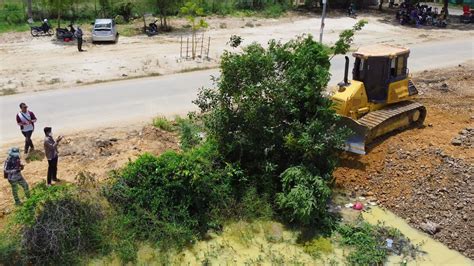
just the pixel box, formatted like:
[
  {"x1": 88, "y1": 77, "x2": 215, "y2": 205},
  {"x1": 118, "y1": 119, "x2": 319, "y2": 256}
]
[
  {"x1": 3, "y1": 147, "x2": 30, "y2": 205},
  {"x1": 43, "y1": 127, "x2": 63, "y2": 185}
]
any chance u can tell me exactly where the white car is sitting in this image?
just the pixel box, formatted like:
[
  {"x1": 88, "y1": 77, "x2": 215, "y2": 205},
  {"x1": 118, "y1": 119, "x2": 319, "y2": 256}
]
[{"x1": 92, "y1": 19, "x2": 118, "y2": 43}]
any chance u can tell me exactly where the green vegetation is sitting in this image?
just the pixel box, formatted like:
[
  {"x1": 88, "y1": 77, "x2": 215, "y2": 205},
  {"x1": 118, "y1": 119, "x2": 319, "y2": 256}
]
[
  {"x1": 0, "y1": 0, "x2": 295, "y2": 34},
  {"x1": 302, "y1": 236, "x2": 334, "y2": 259},
  {"x1": 176, "y1": 115, "x2": 203, "y2": 151},
  {"x1": 0, "y1": 22, "x2": 417, "y2": 265},
  {"x1": 0, "y1": 183, "x2": 105, "y2": 265},
  {"x1": 25, "y1": 150, "x2": 44, "y2": 162},
  {"x1": 180, "y1": 1, "x2": 209, "y2": 59},
  {"x1": 152, "y1": 116, "x2": 175, "y2": 131},
  {"x1": 103, "y1": 142, "x2": 240, "y2": 250},
  {"x1": 338, "y1": 221, "x2": 420, "y2": 265}
]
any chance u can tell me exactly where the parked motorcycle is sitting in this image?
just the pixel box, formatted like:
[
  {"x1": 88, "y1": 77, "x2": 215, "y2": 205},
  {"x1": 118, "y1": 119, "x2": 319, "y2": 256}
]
[
  {"x1": 56, "y1": 24, "x2": 76, "y2": 40},
  {"x1": 30, "y1": 22, "x2": 53, "y2": 37},
  {"x1": 347, "y1": 4, "x2": 357, "y2": 18},
  {"x1": 145, "y1": 19, "x2": 159, "y2": 36}
]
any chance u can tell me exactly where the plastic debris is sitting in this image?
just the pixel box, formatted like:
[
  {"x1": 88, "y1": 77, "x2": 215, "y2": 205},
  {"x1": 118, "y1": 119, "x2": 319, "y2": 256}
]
[
  {"x1": 352, "y1": 202, "x2": 364, "y2": 210},
  {"x1": 386, "y1": 238, "x2": 393, "y2": 248}
]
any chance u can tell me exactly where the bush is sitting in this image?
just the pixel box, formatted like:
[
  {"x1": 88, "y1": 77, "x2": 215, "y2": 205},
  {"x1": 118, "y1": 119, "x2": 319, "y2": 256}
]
[
  {"x1": 23, "y1": 196, "x2": 104, "y2": 265},
  {"x1": 338, "y1": 221, "x2": 419, "y2": 265},
  {"x1": 0, "y1": 230, "x2": 20, "y2": 263},
  {"x1": 193, "y1": 22, "x2": 366, "y2": 225},
  {"x1": 263, "y1": 4, "x2": 286, "y2": 18},
  {"x1": 194, "y1": 35, "x2": 347, "y2": 203},
  {"x1": 104, "y1": 141, "x2": 243, "y2": 249},
  {"x1": 176, "y1": 115, "x2": 203, "y2": 151},
  {"x1": 276, "y1": 166, "x2": 331, "y2": 225},
  {"x1": 115, "y1": 1, "x2": 134, "y2": 22},
  {"x1": 152, "y1": 116, "x2": 175, "y2": 131},
  {"x1": 2, "y1": 183, "x2": 105, "y2": 265}
]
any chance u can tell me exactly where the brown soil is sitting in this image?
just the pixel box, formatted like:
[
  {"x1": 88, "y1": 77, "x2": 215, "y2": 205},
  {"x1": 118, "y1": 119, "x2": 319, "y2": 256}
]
[
  {"x1": 0, "y1": 125, "x2": 178, "y2": 220},
  {"x1": 334, "y1": 62, "x2": 474, "y2": 259}
]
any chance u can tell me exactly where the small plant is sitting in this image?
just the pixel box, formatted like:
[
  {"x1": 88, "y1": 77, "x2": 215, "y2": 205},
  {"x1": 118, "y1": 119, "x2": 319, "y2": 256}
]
[
  {"x1": 302, "y1": 237, "x2": 334, "y2": 259},
  {"x1": 228, "y1": 35, "x2": 243, "y2": 48},
  {"x1": 276, "y1": 166, "x2": 331, "y2": 225},
  {"x1": 0, "y1": 88, "x2": 18, "y2": 96},
  {"x1": 337, "y1": 221, "x2": 421, "y2": 265},
  {"x1": 180, "y1": 1, "x2": 209, "y2": 59},
  {"x1": 176, "y1": 115, "x2": 203, "y2": 150},
  {"x1": 153, "y1": 116, "x2": 175, "y2": 131},
  {"x1": 25, "y1": 150, "x2": 44, "y2": 162}
]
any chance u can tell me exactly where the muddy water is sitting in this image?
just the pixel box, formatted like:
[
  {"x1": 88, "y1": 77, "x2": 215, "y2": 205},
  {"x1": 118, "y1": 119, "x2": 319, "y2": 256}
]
[
  {"x1": 362, "y1": 207, "x2": 473, "y2": 266},
  {"x1": 89, "y1": 208, "x2": 472, "y2": 265}
]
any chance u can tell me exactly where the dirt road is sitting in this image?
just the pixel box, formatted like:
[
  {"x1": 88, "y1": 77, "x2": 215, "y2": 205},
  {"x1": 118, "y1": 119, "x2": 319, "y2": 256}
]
[{"x1": 1, "y1": 12, "x2": 473, "y2": 95}]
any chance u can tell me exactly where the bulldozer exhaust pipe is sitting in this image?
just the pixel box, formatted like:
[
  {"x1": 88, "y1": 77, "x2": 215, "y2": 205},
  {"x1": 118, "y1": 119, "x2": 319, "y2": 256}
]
[{"x1": 344, "y1": 56, "x2": 349, "y2": 85}]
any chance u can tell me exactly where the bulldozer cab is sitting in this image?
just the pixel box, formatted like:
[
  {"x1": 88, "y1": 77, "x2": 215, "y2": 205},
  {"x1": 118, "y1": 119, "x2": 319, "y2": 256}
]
[{"x1": 352, "y1": 44, "x2": 410, "y2": 103}]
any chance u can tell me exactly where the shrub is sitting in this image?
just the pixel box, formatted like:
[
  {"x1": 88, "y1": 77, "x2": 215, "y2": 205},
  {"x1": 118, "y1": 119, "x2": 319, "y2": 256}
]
[
  {"x1": 4, "y1": 183, "x2": 105, "y2": 265},
  {"x1": 276, "y1": 166, "x2": 331, "y2": 225},
  {"x1": 104, "y1": 141, "x2": 243, "y2": 249},
  {"x1": 337, "y1": 221, "x2": 420, "y2": 265},
  {"x1": 152, "y1": 116, "x2": 175, "y2": 131},
  {"x1": 23, "y1": 196, "x2": 104, "y2": 265},
  {"x1": 240, "y1": 187, "x2": 274, "y2": 220},
  {"x1": 0, "y1": 230, "x2": 20, "y2": 263},
  {"x1": 176, "y1": 115, "x2": 203, "y2": 151},
  {"x1": 193, "y1": 23, "x2": 366, "y2": 225},
  {"x1": 263, "y1": 4, "x2": 286, "y2": 18},
  {"x1": 114, "y1": 1, "x2": 134, "y2": 22},
  {"x1": 194, "y1": 35, "x2": 347, "y2": 199}
]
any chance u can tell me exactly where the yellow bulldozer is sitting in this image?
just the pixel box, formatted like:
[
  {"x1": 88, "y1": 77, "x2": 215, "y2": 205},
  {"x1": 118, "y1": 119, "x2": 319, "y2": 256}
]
[{"x1": 331, "y1": 44, "x2": 426, "y2": 154}]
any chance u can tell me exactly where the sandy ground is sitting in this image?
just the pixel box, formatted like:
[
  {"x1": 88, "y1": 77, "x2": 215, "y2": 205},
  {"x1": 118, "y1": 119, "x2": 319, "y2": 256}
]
[
  {"x1": 1, "y1": 11, "x2": 473, "y2": 95},
  {"x1": 0, "y1": 123, "x2": 179, "y2": 217}
]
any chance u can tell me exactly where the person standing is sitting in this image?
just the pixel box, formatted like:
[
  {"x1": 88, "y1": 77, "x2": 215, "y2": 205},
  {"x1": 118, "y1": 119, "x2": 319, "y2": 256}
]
[
  {"x1": 16, "y1": 103, "x2": 37, "y2": 154},
  {"x1": 43, "y1": 127, "x2": 63, "y2": 186},
  {"x1": 75, "y1": 26, "x2": 84, "y2": 52},
  {"x1": 3, "y1": 147, "x2": 30, "y2": 206}
]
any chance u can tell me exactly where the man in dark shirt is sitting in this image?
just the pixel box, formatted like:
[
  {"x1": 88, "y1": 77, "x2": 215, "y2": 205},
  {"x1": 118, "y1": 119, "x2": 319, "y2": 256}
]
[
  {"x1": 43, "y1": 127, "x2": 63, "y2": 186},
  {"x1": 75, "y1": 26, "x2": 84, "y2": 52}
]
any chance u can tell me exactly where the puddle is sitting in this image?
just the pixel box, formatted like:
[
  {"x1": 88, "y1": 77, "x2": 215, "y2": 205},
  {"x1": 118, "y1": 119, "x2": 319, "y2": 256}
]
[
  {"x1": 363, "y1": 206, "x2": 473, "y2": 266},
  {"x1": 89, "y1": 207, "x2": 472, "y2": 265}
]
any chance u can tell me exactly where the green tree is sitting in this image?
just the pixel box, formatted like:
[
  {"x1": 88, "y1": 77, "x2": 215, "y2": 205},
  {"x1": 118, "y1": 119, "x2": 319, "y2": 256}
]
[
  {"x1": 180, "y1": 0, "x2": 208, "y2": 59},
  {"x1": 194, "y1": 22, "x2": 366, "y2": 225},
  {"x1": 152, "y1": 0, "x2": 182, "y2": 30}
]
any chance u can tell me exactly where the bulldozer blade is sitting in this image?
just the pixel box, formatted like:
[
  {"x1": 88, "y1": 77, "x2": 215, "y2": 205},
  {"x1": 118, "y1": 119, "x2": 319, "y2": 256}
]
[{"x1": 337, "y1": 116, "x2": 369, "y2": 155}]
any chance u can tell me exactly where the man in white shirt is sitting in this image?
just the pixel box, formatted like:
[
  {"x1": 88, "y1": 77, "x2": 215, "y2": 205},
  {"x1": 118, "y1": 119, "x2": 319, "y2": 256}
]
[{"x1": 16, "y1": 103, "x2": 37, "y2": 154}]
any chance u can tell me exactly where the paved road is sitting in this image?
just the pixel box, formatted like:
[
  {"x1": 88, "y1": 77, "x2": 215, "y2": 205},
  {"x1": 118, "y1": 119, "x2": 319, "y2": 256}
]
[{"x1": 1, "y1": 39, "x2": 473, "y2": 145}]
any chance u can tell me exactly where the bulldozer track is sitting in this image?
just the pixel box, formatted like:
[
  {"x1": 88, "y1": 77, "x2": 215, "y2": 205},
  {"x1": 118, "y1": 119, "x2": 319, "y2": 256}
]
[{"x1": 358, "y1": 101, "x2": 425, "y2": 129}]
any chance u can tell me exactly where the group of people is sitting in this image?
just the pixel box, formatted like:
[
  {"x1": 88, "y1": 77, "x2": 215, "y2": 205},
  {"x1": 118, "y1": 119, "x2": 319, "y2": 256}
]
[
  {"x1": 396, "y1": 2, "x2": 448, "y2": 27},
  {"x1": 3, "y1": 103, "x2": 64, "y2": 205}
]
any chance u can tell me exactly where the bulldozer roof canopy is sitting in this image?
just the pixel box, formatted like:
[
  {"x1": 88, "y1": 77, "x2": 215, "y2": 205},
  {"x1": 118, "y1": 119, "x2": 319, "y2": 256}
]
[{"x1": 353, "y1": 44, "x2": 410, "y2": 58}]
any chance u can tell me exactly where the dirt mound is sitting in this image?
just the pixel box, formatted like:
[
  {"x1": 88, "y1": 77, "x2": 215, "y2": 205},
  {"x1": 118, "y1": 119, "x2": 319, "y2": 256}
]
[
  {"x1": 334, "y1": 63, "x2": 474, "y2": 259},
  {"x1": 0, "y1": 124, "x2": 178, "y2": 220}
]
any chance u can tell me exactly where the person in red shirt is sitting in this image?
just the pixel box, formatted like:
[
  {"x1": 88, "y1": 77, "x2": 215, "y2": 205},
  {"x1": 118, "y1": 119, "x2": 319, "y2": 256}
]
[{"x1": 16, "y1": 103, "x2": 37, "y2": 154}]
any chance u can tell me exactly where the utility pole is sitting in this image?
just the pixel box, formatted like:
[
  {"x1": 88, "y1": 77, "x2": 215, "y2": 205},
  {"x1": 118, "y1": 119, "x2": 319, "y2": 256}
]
[{"x1": 319, "y1": 0, "x2": 328, "y2": 43}]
